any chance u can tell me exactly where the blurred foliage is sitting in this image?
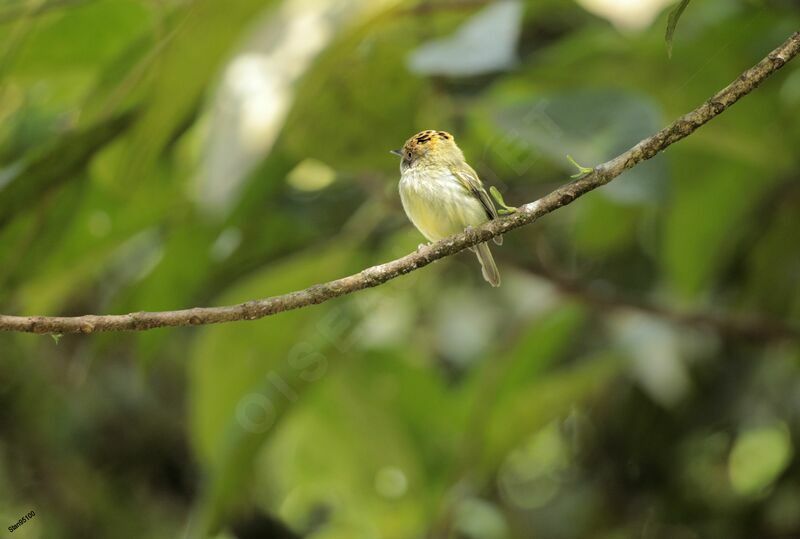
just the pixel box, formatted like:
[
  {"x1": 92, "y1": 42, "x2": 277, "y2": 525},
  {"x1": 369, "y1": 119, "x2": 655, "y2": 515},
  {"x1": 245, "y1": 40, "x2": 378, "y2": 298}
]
[
  {"x1": 1, "y1": 0, "x2": 800, "y2": 538},
  {"x1": 665, "y1": 0, "x2": 692, "y2": 58}
]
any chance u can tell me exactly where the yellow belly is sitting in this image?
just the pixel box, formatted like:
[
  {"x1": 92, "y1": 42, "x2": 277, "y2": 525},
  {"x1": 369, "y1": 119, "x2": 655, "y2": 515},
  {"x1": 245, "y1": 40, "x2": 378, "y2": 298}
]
[{"x1": 399, "y1": 171, "x2": 489, "y2": 242}]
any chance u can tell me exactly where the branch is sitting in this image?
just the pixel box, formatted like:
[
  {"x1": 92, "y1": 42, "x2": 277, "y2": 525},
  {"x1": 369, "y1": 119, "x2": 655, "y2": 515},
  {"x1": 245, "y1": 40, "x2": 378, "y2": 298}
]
[
  {"x1": 526, "y1": 265, "x2": 800, "y2": 342},
  {"x1": 2, "y1": 31, "x2": 798, "y2": 335}
]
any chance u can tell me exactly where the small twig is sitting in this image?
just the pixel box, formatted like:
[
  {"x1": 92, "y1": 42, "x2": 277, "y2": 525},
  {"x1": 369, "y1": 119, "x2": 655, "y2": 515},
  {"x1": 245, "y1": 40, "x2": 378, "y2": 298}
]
[{"x1": 0, "y1": 31, "x2": 798, "y2": 334}]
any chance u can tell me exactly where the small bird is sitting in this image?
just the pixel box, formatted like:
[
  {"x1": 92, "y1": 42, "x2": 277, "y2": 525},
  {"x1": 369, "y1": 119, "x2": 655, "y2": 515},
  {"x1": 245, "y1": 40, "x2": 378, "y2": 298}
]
[{"x1": 392, "y1": 130, "x2": 502, "y2": 287}]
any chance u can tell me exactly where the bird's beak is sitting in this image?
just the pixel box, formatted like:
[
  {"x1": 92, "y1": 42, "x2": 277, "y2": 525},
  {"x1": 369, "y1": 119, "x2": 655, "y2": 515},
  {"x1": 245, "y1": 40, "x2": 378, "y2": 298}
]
[{"x1": 389, "y1": 149, "x2": 403, "y2": 157}]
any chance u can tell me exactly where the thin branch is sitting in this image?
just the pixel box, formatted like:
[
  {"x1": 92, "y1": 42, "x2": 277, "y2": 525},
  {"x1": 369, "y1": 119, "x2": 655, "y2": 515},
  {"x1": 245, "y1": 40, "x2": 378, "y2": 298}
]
[
  {"x1": 1, "y1": 31, "x2": 799, "y2": 335},
  {"x1": 526, "y1": 265, "x2": 800, "y2": 342}
]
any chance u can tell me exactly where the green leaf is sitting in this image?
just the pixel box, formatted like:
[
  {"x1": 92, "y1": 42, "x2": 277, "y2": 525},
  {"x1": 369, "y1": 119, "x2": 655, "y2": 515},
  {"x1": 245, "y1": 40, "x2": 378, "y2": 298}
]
[
  {"x1": 489, "y1": 186, "x2": 517, "y2": 214},
  {"x1": 729, "y1": 424, "x2": 793, "y2": 497},
  {"x1": 665, "y1": 0, "x2": 691, "y2": 59},
  {"x1": 566, "y1": 154, "x2": 592, "y2": 178}
]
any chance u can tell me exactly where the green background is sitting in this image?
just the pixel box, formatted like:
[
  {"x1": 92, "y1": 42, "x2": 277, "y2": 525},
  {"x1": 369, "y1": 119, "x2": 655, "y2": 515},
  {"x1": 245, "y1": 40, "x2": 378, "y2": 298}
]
[{"x1": 1, "y1": 0, "x2": 800, "y2": 537}]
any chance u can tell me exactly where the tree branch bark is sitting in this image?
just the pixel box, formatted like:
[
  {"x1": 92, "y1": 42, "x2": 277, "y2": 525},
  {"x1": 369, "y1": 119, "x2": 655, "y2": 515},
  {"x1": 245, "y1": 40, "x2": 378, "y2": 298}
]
[{"x1": 2, "y1": 31, "x2": 798, "y2": 335}]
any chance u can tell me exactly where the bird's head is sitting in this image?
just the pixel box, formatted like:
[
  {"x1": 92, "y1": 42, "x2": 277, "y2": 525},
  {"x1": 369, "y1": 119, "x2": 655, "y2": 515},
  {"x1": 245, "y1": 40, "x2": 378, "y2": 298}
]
[{"x1": 391, "y1": 130, "x2": 464, "y2": 171}]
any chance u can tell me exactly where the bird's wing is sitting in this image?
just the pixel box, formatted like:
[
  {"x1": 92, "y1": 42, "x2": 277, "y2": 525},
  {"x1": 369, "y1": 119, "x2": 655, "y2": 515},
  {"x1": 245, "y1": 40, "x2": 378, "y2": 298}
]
[
  {"x1": 451, "y1": 165, "x2": 503, "y2": 246},
  {"x1": 450, "y1": 165, "x2": 498, "y2": 221}
]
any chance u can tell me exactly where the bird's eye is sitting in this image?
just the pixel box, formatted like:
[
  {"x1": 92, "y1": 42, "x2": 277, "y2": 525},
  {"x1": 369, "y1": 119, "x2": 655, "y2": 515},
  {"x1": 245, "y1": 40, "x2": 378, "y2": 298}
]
[{"x1": 406, "y1": 151, "x2": 412, "y2": 160}]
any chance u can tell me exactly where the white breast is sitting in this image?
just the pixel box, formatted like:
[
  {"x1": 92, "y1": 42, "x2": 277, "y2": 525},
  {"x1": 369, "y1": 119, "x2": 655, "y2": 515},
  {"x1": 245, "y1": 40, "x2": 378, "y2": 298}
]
[{"x1": 399, "y1": 168, "x2": 489, "y2": 242}]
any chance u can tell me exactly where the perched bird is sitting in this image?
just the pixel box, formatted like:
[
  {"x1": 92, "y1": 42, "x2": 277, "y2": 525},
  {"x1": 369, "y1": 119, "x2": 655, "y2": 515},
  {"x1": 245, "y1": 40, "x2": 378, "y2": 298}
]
[{"x1": 392, "y1": 130, "x2": 503, "y2": 287}]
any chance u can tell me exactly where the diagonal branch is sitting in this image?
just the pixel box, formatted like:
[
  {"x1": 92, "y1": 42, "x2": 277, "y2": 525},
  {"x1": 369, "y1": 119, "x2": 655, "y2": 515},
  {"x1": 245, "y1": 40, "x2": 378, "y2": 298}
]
[
  {"x1": 1, "y1": 31, "x2": 799, "y2": 335},
  {"x1": 526, "y1": 265, "x2": 800, "y2": 342}
]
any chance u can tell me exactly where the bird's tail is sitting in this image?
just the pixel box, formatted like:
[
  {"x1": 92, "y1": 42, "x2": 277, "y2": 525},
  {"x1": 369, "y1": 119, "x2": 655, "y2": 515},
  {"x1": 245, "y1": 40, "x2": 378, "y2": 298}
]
[{"x1": 475, "y1": 242, "x2": 501, "y2": 287}]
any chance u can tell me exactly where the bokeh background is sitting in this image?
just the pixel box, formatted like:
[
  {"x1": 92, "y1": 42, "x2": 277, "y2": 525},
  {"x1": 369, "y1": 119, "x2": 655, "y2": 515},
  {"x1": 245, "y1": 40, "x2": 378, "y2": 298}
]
[{"x1": 1, "y1": 0, "x2": 800, "y2": 537}]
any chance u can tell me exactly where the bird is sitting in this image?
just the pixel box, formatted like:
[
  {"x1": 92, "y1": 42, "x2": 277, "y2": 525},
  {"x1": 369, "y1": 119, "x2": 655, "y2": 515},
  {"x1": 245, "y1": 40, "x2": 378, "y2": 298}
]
[{"x1": 392, "y1": 129, "x2": 502, "y2": 287}]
